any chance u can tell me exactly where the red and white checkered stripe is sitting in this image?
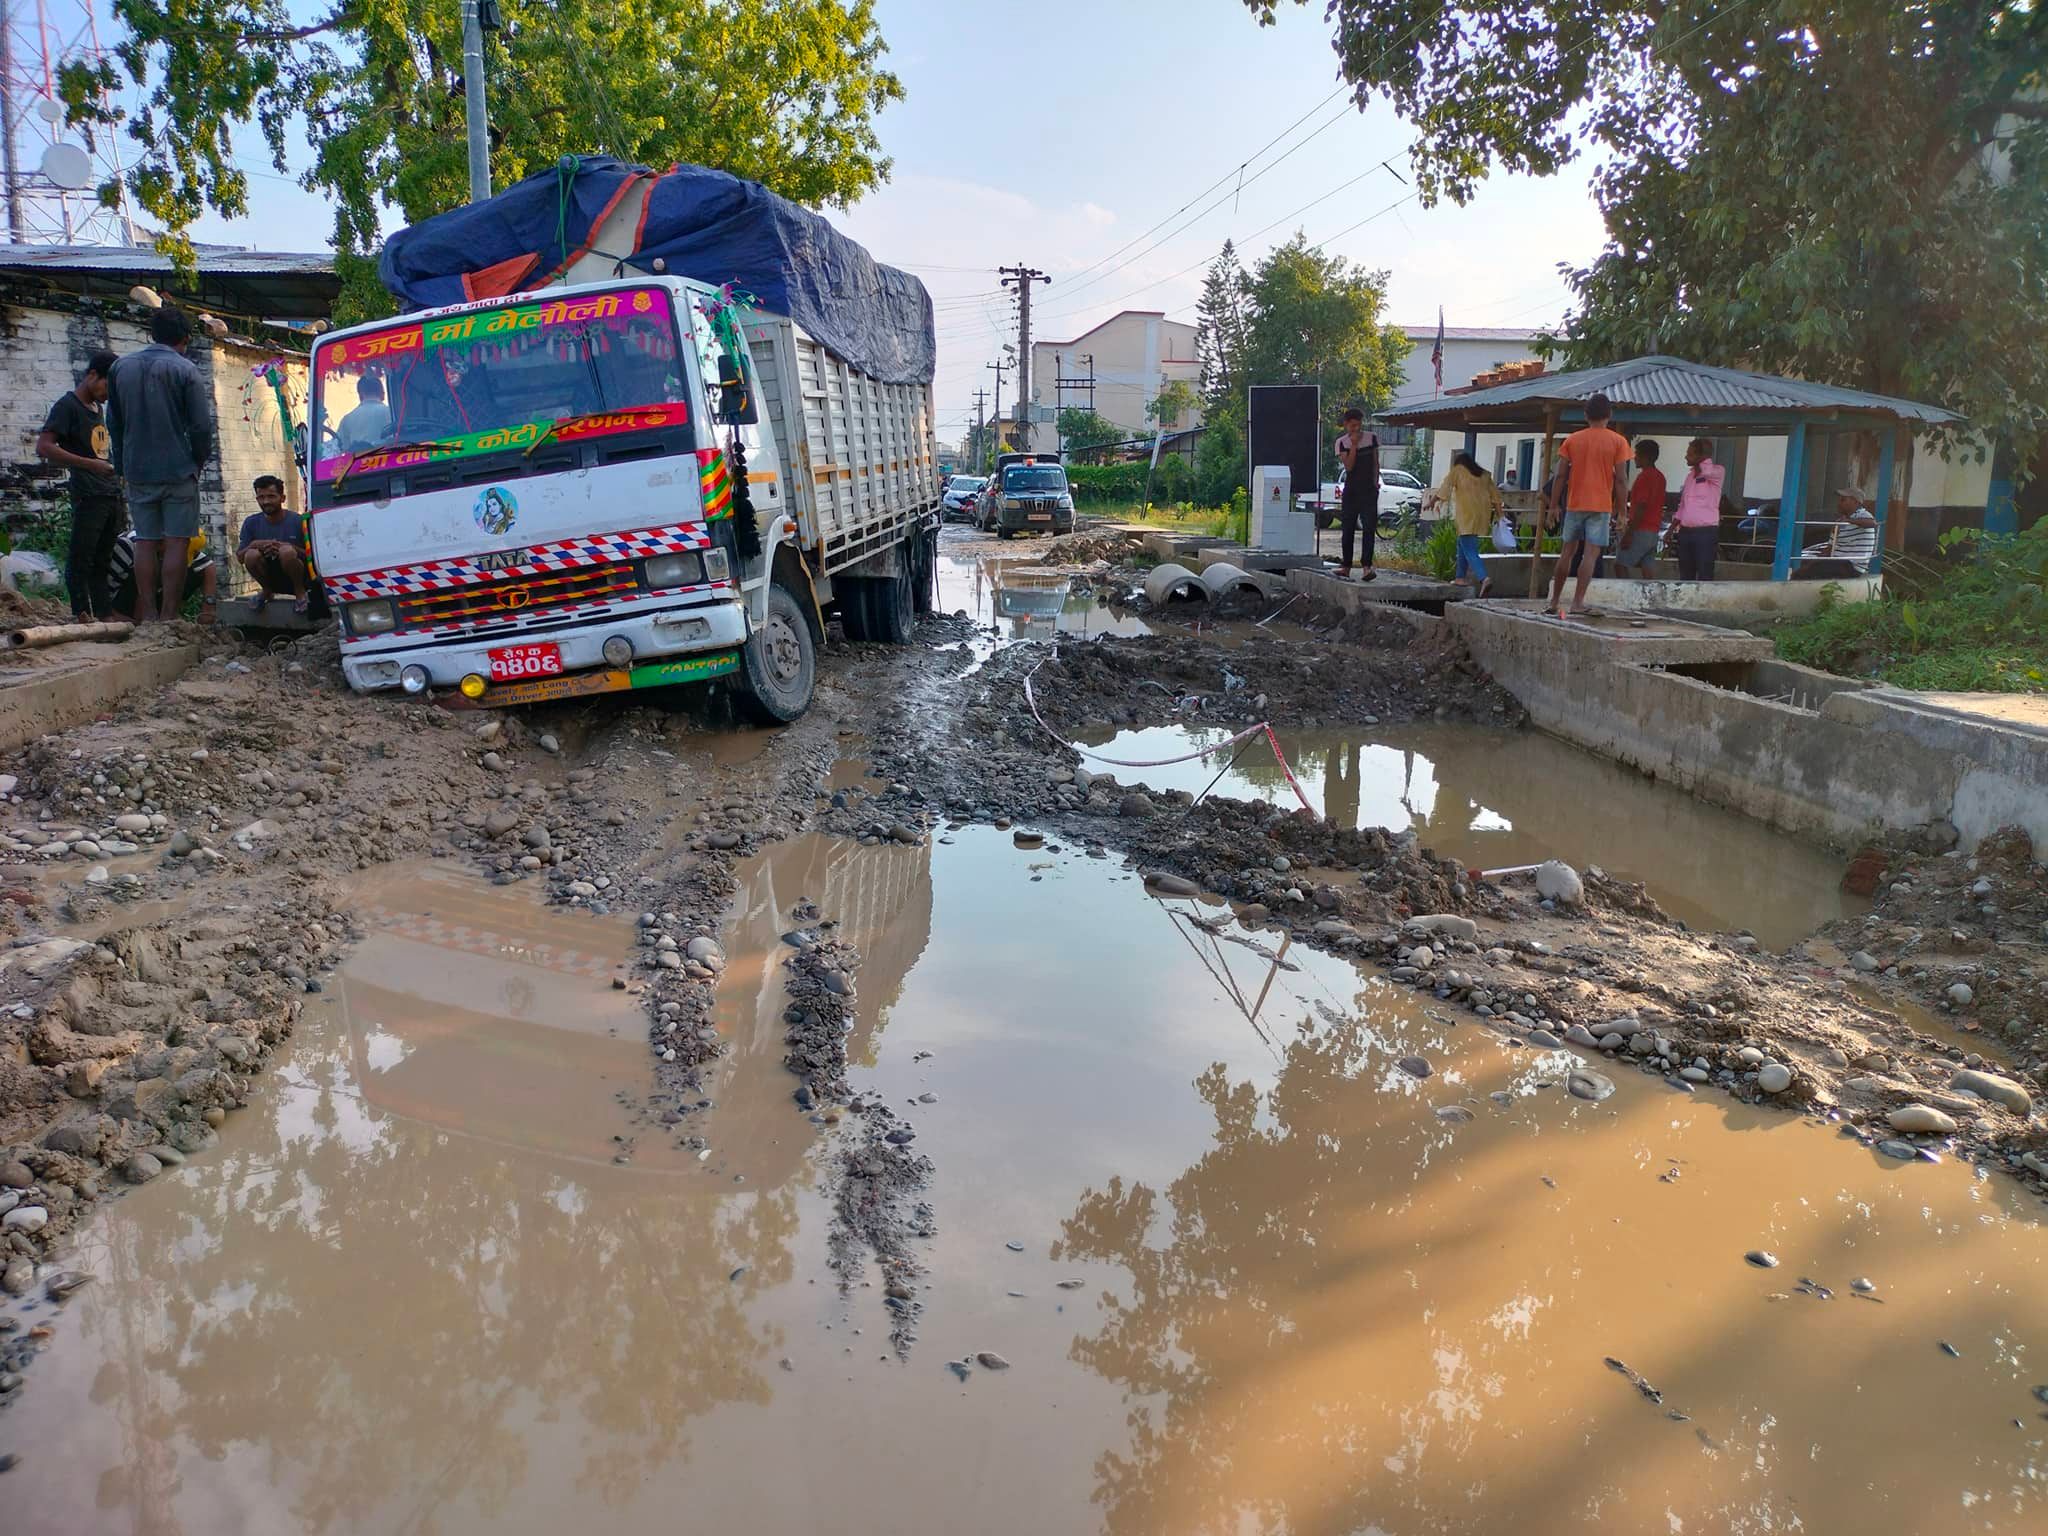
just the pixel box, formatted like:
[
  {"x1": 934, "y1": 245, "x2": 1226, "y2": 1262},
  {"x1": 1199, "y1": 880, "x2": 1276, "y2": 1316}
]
[
  {"x1": 337, "y1": 580, "x2": 726, "y2": 645},
  {"x1": 323, "y1": 520, "x2": 712, "y2": 603}
]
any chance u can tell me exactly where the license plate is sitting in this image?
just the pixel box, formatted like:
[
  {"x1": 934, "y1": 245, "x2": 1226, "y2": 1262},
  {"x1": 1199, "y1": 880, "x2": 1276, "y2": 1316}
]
[
  {"x1": 1028, "y1": 513, "x2": 1052, "y2": 522},
  {"x1": 488, "y1": 642, "x2": 563, "y2": 681}
]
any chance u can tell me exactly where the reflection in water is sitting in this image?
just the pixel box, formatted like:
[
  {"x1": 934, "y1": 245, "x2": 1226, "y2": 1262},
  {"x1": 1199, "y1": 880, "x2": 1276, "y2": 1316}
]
[
  {"x1": 936, "y1": 545, "x2": 1153, "y2": 649},
  {"x1": 11, "y1": 833, "x2": 2047, "y2": 1536},
  {"x1": 1079, "y1": 720, "x2": 1853, "y2": 947}
]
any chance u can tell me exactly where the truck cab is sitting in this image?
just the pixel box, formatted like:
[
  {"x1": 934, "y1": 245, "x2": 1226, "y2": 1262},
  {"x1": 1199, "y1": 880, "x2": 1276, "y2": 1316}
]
[{"x1": 308, "y1": 276, "x2": 811, "y2": 718}]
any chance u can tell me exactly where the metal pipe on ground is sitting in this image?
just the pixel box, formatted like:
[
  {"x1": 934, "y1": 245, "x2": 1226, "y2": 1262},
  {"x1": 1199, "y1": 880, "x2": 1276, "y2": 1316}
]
[{"x1": 5, "y1": 621, "x2": 136, "y2": 650}]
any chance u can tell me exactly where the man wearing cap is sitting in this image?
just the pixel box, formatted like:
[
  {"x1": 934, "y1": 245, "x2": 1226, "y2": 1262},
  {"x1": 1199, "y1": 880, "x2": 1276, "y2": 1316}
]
[{"x1": 1794, "y1": 489, "x2": 1880, "y2": 579}]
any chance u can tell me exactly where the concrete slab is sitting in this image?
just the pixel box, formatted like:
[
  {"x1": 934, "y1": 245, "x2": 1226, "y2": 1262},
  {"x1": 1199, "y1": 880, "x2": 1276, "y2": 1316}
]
[
  {"x1": 1567, "y1": 573, "x2": 1882, "y2": 619},
  {"x1": 1141, "y1": 531, "x2": 1214, "y2": 564},
  {"x1": 1192, "y1": 546, "x2": 1322, "y2": 575},
  {"x1": 1286, "y1": 568, "x2": 1469, "y2": 611},
  {"x1": 0, "y1": 641, "x2": 199, "y2": 752},
  {"x1": 221, "y1": 596, "x2": 324, "y2": 634}
]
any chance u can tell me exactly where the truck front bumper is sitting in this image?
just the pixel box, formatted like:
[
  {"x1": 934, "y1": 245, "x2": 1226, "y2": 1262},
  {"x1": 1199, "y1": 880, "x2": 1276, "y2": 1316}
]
[{"x1": 341, "y1": 598, "x2": 751, "y2": 697}]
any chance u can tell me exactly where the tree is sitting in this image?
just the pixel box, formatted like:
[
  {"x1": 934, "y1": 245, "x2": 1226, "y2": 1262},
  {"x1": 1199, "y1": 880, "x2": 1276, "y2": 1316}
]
[
  {"x1": 1147, "y1": 379, "x2": 1199, "y2": 431},
  {"x1": 1057, "y1": 408, "x2": 1128, "y2": 452},
  {"x1": 1194, "y1": 240, "x2": 1252, "y2": 418},
  {"x1": 1241, "y1": 1, "x2": 2048, "y2": 474},
  {"x1": 64, "y1": 0, "x2": 904, "y2": 320}
]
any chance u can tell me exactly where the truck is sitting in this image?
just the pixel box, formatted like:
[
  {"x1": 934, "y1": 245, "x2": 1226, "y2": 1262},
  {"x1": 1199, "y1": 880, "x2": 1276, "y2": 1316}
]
[{"x1": 306, "y1": 157, "x2": 941, "y2": 722}]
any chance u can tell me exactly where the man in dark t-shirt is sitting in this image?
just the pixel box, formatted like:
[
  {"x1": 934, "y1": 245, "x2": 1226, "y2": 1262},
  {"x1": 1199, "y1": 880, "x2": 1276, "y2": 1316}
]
[
  {"x1": 237, "y1": 475, "x2": 310, "y2": 612},
  {"x1": 37, "y1": 350, "x2": 123, "y2": 618}
]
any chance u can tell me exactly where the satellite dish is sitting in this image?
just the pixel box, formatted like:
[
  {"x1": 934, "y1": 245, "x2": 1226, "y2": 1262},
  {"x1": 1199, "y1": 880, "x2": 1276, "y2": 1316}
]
[
  {"x1": 40, "y1": 143, "x2": 91, "y2": 192},
  {"x1": 34, "y1": 98, "x2": 63, "y2": 125}
]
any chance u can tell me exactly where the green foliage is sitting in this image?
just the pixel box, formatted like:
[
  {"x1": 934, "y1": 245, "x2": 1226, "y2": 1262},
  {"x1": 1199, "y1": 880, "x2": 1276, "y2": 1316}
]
[
  {"x1": 1774, "y1": 523, "x2": 2048, "y2": 693},
  {"x1": 67, "y1": 1, "x2": 904, "y2": 316},
  {"x1": 1057, "y1": 408, "x2": 1127, "y2": 453},
  {"x1": 1423, "y1": 517, "x2": 1457, "y2": 581},
  {"x1": 1243, "y1": 1, "x2": 2048, "y2": 473},
  {"x1": 1066, "y1": 458, "x2": 1193, "y2": 507},
  {"x1": 1148, "y1": 378, "x2": 1199, "y2": 430},
  {"x1": 1193, "y1": 407, "x2": 1247, "y2": 505},
  {"x1": 1400, "y1": 432, "x2": 1431, "y2": 483}
]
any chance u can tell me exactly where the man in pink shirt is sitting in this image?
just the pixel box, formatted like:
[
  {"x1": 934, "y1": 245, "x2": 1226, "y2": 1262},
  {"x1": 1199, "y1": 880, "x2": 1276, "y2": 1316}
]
[{"x1": 1672, "y1": 438, "x2": 1727, "y2": 580}]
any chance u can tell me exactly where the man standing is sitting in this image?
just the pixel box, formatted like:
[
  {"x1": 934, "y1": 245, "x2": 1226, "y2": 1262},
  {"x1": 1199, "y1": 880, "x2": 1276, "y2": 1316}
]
[
  {"x1": 1672, "y1": 438, "x2": 1727, "y2": 581},
  {"x1": 107, "y1": 308, "x2": 213, "y2": 623},
  {"x1": 1611, "y1": 438, "x2": 1667, "y2": 581},
  {"x1": 36, "y1": 350, "x2": 123, "y2": 618},
  {"x1": 236, "y1": 475, "x2": 311, "y2": 613},
  {"x1": 1334, "y1": 407, "x2": 1378, "y2": 582},
  {"x1": 1545, "y1": 392, "x2": 1631, "y2": 618}
]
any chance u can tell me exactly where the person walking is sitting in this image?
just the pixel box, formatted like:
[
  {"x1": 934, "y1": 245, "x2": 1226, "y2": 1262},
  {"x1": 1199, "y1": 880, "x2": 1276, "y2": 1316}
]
[
  {"x1": 1672, "y1": 438, "x2": 1727, "y2": 581},
  {"x1": 106, "y1": 308, "x2": 214, "y2": 623},
  {"x1": 1334, "y1": 407, "x2": 1379, "y2": 582},
  {"x1": 1427, "y1": 450, "x2": 1503, "y2": 598},
  {"x1": 1545, "y1": 392, "x2": 1631, "y2": 619},
  {"x1": 36, "y1": 350, "x2": 123, "y2": 618}
]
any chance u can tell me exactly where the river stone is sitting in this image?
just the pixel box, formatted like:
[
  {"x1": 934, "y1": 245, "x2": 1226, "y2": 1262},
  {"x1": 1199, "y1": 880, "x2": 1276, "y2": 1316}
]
[
  {"x1": 1407, "y1": 914, "x2": 1478, "y2": 943},
  {"x1": 1877, "y1": 1138, "x2": 1918, "y2": 1160},
  {"x1": 1947, "y1": 982, "x2": 1975, "y2": 1008},
  {"x1": 483, "y1": 810, "x2": 519, "y2": 839},
  {"x1": 1850, "y1": 950, "x2": 1880, "y2": 972},
  {"x1": 1757, "y1": 1062, "x2": 1794, "y2": 1094},
  {"x1": 1408, "y1": 944, "x2": 1435, "y2": 969},
  {"x1": 1744, "y1": 1250, "x2": 1779, "y2": 1269},
  {"x1": 122, "y1": 1153, "x2": 163, "y2": 1184},
  {"x1": 1566, "y1": 1069, "x2": 1615, "y2": 1102},
  {"x1": 686, "y1": 937, "x2": 725, "y2": 968},
  {"x1": 1598, "y1": 1033, "x2": 1624, "y2": 1051},
  {"x1": 1, "y1": 1258, "x2": 32, "y2": 1296},
  {"x1": 1434, "y1": 1105, "x2": 1475, "y2": 1124},
  {"x1": 112, "y1": 813, "x2": 150, "y2": 833},
  {"x1": 1887, "y1": 1104, "x2": 1958, "y2": 1135},
  {"x1": 1950, "y1": 1068, "x2": 2031, "y2": 1115},
  {"x1": 1145, "y1": 872, "x2": 1201, "y2": 898},
  {"x1": 1118, "y1": 794, "x2": 1156, "y2": 819},
  {"x1": 1528, "y1": 1029, "x2": 1562, "y2": 1049},
  {"x1": 1397, "y1": 1055, "x2": 1432, "y2": 1079},
  {"x1": 1681, "y1": 1066, "x2": 1710, "y2": 1083},
  {"x1": 1533, "y1": 860, "x2": 1584, "y2": 907},
  {"x1": 2, "y1": 1205, "x2": 47, "y2": 1233},
  {"x1": 1603, "y1": 1016, "x2": 1643, "y2": 1038},
  {"x1": 1565, "y1": 1024, "x2": 1598, "y2": 1047},
  {"x1": 0, "y1": 1162, "x2": 29, "y2": 1189}
]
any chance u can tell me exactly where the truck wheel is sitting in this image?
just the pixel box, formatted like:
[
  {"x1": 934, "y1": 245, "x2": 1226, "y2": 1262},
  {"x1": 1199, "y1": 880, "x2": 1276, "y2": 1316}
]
[
  {"x1": 735, "y1": 582, "x2": 816, "y2": 724},
  {"x1": 871, "y1": 566, "x2": 914, "y2": 644},
  {"x1": 997, "y1": 527, "x2": 1014, "y2": 540},
  {"x1": 838, "y1": 580, "x2": 876, "y2": 642},
  {"x1": 911, "y1": 528, "x2": 936, "y2": 616}
]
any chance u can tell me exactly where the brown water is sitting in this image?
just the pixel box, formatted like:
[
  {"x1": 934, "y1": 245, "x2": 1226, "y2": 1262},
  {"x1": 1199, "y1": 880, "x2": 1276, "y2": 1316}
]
[
  {"x1": 1077, "y1": 720, "x2": 1854, "y2": 949},
  {"x1": 8, "y1": 829, "x2": 2047, "y2": 1535},
  {"x1": 936, "y1": 544, "x2": 1153, "y2": 648}
]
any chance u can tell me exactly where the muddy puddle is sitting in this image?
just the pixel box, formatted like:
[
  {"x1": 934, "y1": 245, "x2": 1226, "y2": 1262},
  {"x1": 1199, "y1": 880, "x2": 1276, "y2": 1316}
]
[
  {"x1": 1076, "y1": 719, "x2": 1853, "y2": 948},
  {"x1": 936, "y1": 540, "x2": 1153, "y2": 651},
  {"x1": 9, "y1": 828, "x2": 2047, "y2": 1535}
]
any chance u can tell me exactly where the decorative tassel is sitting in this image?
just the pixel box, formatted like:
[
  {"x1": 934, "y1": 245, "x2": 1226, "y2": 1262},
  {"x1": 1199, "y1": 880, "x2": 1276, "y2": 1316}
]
[{"x1": 727, "y1": 430, "x2": 762, "y2": 564}]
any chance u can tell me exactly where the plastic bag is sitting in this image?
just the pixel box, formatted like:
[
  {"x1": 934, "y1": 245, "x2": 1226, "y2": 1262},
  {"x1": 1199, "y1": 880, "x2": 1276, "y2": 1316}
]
[{"x1": 1491, "y1": 516, "x2": 1519, "y2": 552}]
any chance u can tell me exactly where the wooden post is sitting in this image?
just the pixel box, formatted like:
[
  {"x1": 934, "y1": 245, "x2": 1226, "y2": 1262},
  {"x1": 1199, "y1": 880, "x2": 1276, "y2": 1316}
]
[
  {"x1": 1871, "y1": 426, "x2": 1897, "y2": 575},
  {"x1": 1774, "y1": 421, "x2": 1807, "y2": 580},
  {"x1": 1535, "y1": 406, "x2": 1558, "y2": 600}
]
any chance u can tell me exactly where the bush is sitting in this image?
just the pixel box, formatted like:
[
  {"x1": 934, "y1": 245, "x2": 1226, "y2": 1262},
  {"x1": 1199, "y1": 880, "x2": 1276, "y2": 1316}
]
[{"x1": 1773, "y1": 524, "x2": 2048, "y2": 692}]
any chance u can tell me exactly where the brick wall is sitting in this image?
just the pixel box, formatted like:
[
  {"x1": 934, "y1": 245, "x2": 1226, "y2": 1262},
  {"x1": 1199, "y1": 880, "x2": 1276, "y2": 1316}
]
[{"x1": 0, "y1": 293, "x2": 310, "y2": 594}]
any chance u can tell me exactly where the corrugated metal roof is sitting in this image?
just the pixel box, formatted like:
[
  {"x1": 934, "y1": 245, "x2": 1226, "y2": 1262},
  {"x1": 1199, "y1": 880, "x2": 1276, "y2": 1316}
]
[
  {"x1": 0, "y1": 242, "x2": 340, "y2": 320},
  {"x1": 1382, "y1": 354, "x2": 1960, "y2": 427},
  {"x1": 1398, "y1": 324, "x2": 1542, "y2": 343}
]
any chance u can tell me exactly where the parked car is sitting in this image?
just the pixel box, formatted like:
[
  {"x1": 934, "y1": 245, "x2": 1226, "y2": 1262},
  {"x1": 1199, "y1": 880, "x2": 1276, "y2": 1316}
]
[
  {"x1": 941, "y1": 476, "x2": 986, "y2": 521},
  {"x1": 1298, "y1": 469, "x2": 1426, "y2": 532},
  {"x1": 980, "y1": 460, "x2": 1074, "y2": 537}
]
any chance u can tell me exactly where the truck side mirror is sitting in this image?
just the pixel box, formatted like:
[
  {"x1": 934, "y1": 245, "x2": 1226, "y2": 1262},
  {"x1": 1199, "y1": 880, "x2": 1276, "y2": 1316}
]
[{"x1": 717, "y1": 351, "x2": 750, "y2": 424}]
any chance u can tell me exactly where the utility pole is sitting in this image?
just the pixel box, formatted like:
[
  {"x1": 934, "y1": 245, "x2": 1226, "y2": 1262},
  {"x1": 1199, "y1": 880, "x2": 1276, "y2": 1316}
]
[
  {"x1": 970, "y1": 388, "x2": 988, "y2": 471},
  {"x1": 986, "y1": 355, "x2": 1009, "y2": 462},
  {"x1": 0, "y1": 2, "x2": 24, "y2": 244},
  {"x1": 461, "y1": 0, "x2": 492, "y2": 202},
  {"x1": 999, "y1": 264, "x2": 1049, "y2": 451}
]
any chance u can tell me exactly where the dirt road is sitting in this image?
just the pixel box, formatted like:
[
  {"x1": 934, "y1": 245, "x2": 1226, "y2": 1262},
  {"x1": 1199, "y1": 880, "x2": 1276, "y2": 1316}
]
[{"x1": 1, "y1": 523, "x2": 2045, "y2": 1528}]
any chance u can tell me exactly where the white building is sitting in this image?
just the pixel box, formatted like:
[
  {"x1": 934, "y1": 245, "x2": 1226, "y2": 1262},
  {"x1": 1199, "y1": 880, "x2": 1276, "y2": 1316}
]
[
  {"x1": 1391, "y1": 324, "x2": 1542, "y2": 410},
  {"x1": 1030, "y1": 310, "x2": 1202, "y2": 442}
]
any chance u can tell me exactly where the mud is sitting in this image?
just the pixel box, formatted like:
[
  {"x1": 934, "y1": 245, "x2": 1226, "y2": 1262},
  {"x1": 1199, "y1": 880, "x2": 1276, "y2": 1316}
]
[{"x1": 5, "y1": 822, "x2": 2048, "y2": 1534}]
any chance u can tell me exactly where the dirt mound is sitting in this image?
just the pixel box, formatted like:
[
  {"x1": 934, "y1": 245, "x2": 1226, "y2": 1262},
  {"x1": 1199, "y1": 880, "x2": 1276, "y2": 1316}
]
[{"x1": 1029, "y1": 528, "x2": 1150, "y2": 568}]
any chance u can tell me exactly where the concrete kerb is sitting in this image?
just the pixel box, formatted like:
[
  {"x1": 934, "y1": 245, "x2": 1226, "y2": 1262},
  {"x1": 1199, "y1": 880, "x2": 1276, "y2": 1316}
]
[
  {"x1": 0, "y1": 642, "x2": 201, "y2": 753},
  {"x1": 1286, "y1": 568, "x2": 1471, "y2": 613}
]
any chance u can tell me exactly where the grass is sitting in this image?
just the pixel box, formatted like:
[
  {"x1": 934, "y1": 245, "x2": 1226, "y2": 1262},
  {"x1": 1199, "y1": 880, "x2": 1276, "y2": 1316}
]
[
  {"x1": 1083, "y1": 495, "x2": 1249, "y2": 546},
  {"x1": 1772, "y1": 526, "x2": 2048, "y2": 693}
]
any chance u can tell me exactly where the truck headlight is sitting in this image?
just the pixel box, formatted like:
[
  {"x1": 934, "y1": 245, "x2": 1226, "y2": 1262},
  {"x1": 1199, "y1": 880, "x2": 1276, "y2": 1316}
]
[
  {"x1": 348, "y1": 599, "x2": 396, "y2": 635},
  {"x1": 702, "y1": 548, "x2": 730, "y2": 583},
  {"x1": 643, "y1": 552, "x2": 705, "y2": 589}
]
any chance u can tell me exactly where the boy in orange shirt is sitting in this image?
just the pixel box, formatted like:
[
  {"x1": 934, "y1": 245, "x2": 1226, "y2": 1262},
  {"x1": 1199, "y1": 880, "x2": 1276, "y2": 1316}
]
[{"x1": 1545, "y1": 392, "x2": 1631, "y2": 619}]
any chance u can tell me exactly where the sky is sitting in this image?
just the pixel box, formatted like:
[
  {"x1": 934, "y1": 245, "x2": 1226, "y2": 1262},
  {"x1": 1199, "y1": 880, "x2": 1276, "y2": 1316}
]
[{"x1": 19, "y1": 0, "x2": 1610, "y2": 445}]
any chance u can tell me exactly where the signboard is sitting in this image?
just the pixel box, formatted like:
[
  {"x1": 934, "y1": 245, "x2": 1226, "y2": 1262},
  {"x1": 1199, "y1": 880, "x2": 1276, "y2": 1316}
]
[{"x1": 1247, "y1": 384, "x2": 1322, "y2": 502}]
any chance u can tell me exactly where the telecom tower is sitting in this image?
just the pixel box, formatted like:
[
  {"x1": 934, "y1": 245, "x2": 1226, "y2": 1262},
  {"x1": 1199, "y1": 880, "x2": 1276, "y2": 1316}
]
[{"x1": 0, "y1": 0, "x2": 137, "y2": 246}]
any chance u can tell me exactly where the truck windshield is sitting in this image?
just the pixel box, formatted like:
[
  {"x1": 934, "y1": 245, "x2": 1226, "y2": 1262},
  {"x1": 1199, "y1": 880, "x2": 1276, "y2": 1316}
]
[
  {"x1": 312, "y1": 285, "x2": 692, "y2": 488},
  {"x1": 1003, "y1": 467, "x2": 1067, "y2": 493}
]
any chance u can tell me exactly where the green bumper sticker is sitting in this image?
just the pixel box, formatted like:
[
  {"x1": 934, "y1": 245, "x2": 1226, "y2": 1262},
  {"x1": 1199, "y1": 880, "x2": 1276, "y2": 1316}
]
[{"x1": 629, "y1": 652, "x2": 740, "y2": 689}]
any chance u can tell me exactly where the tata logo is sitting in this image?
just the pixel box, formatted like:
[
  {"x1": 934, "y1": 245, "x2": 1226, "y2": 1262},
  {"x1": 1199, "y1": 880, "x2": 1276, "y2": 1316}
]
[
  {"x1": 473, "y1": 548, "x2": 527, "y2": 572},
  {"x1": 491, "y1": 585, "x2": 533, "y2": 611}
]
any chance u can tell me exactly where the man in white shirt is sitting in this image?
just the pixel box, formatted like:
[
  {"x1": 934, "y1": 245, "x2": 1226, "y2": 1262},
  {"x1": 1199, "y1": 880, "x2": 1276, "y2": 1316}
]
[
  {"x1": 335, "y1": 373, "x2": 392, "y2": 453},
  {"x1": 1794, "y1": 489, "x2": 1879, "y2": 579}
]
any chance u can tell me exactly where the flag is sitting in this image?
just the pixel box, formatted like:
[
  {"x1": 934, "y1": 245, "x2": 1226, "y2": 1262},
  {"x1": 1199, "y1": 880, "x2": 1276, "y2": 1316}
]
[
  {"x1": 1431, "y1": 307, "x2": 1445, "y2": 395},
  {"x1": 696, "y1": 446, "x2": 734, "y2": 520}
]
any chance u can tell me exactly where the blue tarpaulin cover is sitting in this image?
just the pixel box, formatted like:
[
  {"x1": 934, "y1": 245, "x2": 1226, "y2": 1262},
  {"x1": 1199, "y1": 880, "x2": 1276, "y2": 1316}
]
[{"x1": 378, "y1": 157, "x2": 935, "y2": 386}]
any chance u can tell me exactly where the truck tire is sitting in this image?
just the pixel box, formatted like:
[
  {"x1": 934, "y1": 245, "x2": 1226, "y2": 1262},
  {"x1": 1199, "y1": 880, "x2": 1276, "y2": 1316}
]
[
  {"x1": 838, "y1": 580, "x2": 877, "y2": 642},
  {"x1": 734, "y1": 581, "x2": 816, "y2": 724},
  {"x1": 871, "y1": 566, "x2": 914, "y2": 644},
  {"x1": 911, "y1": 528, "x2": 936, "y2": 616}
]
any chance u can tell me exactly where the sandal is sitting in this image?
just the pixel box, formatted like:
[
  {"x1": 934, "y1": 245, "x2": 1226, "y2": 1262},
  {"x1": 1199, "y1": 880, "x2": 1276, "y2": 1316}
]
[
  {"x1": 1358, "y1": 568, "x2": 1377, "y2": 582},
  {"x1": 1477, "y1": 578, "x2": 1493, "y2": 599},
  {"x1": 292, "y1": 595, "x2": 311, "y2": 616}
]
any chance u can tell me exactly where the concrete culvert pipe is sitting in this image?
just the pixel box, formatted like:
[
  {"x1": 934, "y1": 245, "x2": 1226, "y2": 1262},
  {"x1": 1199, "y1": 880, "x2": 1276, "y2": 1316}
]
[
  {"x1": 1198, "y1": 562, "x2": 1264, "y2": 600},
  {"x1": 5, "y1": 621, "x2": 135, "y2": 649},
  {"x1": 1144, "y1": 563, "x2": 1207, "y2": 605}
]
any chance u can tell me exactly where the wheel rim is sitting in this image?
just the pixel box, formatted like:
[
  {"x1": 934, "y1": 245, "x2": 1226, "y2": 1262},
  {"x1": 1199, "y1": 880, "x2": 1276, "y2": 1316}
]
[{"x1": 761, "y1": 611, "x2": 804, "y2": 688}]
